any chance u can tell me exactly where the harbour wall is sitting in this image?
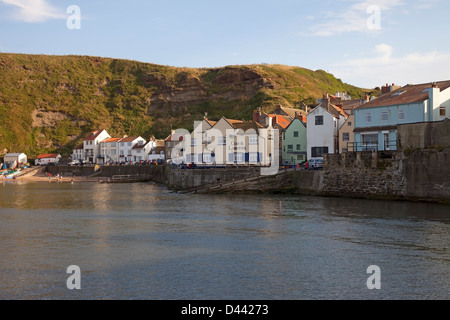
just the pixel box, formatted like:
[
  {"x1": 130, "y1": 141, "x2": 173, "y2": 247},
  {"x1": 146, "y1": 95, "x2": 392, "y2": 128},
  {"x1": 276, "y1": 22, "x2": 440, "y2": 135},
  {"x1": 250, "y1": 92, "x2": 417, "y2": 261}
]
[
  {"x1": 322, "y1": 149, "x2": 450, "y2": 203},
  {"x1": 46, "y1": 148, "x2": 450, "y2": 203}
]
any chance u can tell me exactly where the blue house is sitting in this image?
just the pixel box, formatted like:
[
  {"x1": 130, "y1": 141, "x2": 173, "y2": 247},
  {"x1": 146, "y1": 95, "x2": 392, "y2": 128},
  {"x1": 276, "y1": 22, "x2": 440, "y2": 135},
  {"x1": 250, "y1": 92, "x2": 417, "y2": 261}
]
[{"x1": 353, "y1": 81, "x2": 450, "y2": 151}]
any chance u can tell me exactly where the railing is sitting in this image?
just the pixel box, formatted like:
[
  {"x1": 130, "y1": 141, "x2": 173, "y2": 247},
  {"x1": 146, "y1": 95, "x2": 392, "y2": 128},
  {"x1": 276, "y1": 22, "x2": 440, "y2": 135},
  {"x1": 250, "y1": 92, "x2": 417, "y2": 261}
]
[
  {"x1": 111, "y1": 174, "x2": 150, "y2": 182},
  {"x1": 345, "y1": 141, "x2": 398, "y2": 152}
]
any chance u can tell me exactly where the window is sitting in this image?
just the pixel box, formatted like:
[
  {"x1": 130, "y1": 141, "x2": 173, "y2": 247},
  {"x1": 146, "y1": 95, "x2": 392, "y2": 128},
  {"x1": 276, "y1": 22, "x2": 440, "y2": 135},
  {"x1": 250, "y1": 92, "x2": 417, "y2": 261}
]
[
  {"x1": 381, "y1": 111, "x2": 389, "y2": 121},
  {"x1": 347, "y1": 121, "x2": 352, "y2": 126},
  {"x1": 315, "y1": 115, "x2": 324, "y2": 125},
  {"x1": 219, "y1": 137, "x2": 226, "y2": 145},
  {"x1": 111, "y1": 150, "x2": 116, "y2": 155},
  {"x1": 236, "y1": 153, "x2": 244, "y2": 163},
  {"x1": 128, "y1": 142, "x2": 132, "y2": 147},
  {"x1": 342, "y1": 133, "x2": 350, "y2": 141},
  {"x1": 288, "y1": 145, "x2": 293, "y2": 152},
  {"x1": 398, "y1": 110, "x2": 405, "y2": 120},
  {"x1": 297, "y1": 155, "x2": 305, "y2": 161},
  {"x1": 293, "y1": 131, "x2": 299, "y2": 137},
  {"x1": 311, "y1": 147, "x2": 328, "y2": 158},
  {"x1": 362, "y1": 133, "x2": 378, "y2": 151},
  {"x1": 440, "y1": 106, "x2": 446, "y2": 117},
  {"x1": 365, "y1": 113, "x2": 372, "y2": 122},
  {"x1": 111, "y1": 142, "x2": 116, "y2": 147},
  {"x1": 191, "y1": 138, "x2": 196, "y2": 146},
  {"x1": 296, "y1": 144, "x2": 301, "y2": 150},
  {"x1": 250, "y1": 153, "x2": 258, "y2": 163},
  {"x1": 342, "y1": 148, "x2": 348, "y2": 153},
  {"x1": 250, "y1": 135, "x2": 258, "y2": 145},
  {"x1": 203, "y1": 153, "x2": 211, "y2": 163}
]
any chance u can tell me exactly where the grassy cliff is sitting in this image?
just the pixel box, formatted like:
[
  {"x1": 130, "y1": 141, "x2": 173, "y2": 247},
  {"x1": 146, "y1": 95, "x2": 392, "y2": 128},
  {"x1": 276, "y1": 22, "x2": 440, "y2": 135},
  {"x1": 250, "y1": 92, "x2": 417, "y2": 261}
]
[{"x1": 0, "y1": 52, "x2": 376, "y2": 156}]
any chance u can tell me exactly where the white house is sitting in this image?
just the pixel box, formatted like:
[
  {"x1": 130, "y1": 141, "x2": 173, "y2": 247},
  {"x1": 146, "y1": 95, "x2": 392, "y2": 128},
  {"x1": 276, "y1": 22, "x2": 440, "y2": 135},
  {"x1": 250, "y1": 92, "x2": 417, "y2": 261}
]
[
  {"x1": 118, "y1": 136, "x2": 146, "y2": 164},
  {"x1": 131, "y1": 140, "x2": 154, "y2": 163},
  {"x1": 148, "y1": 145, "x2": 165, "y2": 162},
  {"x1": 3, "y1": 153, "x2": 27, "y2": 168},
  {"x1": 99, "y1": 137, "x2": 122, "y2": 164},
  {"x1": 71, "y1": 144, "x2": 84, "y2": 161},
  {"x1": 83, "y1": 129, "x2": 111, "y2": 164},
  {"x1": 35, "y1": 154, "x2": 61, "y2": 166},
  {"x1": 307, "y1": 97, "x2": 348, "y2": 160}
]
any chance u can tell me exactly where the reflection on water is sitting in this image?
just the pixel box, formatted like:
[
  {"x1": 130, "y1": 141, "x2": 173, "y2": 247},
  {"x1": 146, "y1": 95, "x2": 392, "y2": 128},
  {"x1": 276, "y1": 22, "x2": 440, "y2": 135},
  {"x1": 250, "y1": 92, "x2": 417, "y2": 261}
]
[{"x1": 0, "y1": 182, "x2": 449, "y2": 300}]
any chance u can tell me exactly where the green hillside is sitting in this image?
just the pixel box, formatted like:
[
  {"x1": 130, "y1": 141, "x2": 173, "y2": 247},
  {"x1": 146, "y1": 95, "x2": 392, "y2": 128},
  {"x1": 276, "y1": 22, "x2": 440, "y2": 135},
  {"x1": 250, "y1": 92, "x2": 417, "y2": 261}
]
[{"x1": 0, "y1": 52, "x2": 376, "y2": 157}]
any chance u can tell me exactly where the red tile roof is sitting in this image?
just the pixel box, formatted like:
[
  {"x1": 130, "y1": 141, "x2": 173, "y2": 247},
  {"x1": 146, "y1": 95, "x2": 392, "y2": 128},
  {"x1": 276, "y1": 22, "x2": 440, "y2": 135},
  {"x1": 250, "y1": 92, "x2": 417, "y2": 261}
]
[
  {"x1": 268, "y1": 115, "x2": 291, "y2": 129},
  {"x1": 226, "y1": 118, "x2": 245, "y2": 124},
  {"x1": 102, "y1": 137, "x2": 122, "y2": 143},
  {"x1": 36, "y1": 153, "x2": 60, "y2": 159},
  {"x1": 84, "y1": 130, "x2": 104, "y2": 141},
  {"x1": 357, "y1": 80, "x2": 450, "y2": 109},
  {"x1": 132, "y1": 141, "x2": 149, "y2": 149},
  {"x1": 165, "y1": 134, "x2": 184, "y2": 142},
  {"x1": 119, "y1": 136, "x2": 141, "y2": 143}
]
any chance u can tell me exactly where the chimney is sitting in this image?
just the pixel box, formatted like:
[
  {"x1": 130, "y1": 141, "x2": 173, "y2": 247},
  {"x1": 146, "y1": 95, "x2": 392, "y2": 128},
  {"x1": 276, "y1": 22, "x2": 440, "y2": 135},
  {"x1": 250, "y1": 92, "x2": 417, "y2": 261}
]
[
  {"x1": 204, "y1": 112, "x2": 208, "y2": 119},
  {"x1": 428, "y1": 82, "x2": 440, "y2": 121},
  {"x1": 321, "y1": 94, "x2": 329, "y2": 111},
  {"x1": 253, "y1": 107, "x2": 262, "y2": 123}
]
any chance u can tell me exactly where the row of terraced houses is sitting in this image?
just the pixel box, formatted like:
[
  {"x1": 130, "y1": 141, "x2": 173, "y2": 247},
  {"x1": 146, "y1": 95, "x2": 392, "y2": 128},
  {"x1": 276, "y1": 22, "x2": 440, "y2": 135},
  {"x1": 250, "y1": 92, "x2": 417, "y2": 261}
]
[{"x1": 70, "y1": 80, "x2": 450, "y2": 166}]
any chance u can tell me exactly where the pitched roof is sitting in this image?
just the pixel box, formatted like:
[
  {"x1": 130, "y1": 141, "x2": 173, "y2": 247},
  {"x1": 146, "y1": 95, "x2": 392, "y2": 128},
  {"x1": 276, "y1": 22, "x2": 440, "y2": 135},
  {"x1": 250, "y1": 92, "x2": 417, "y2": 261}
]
[
  {"x1": 151, "y1": 146, "x2": 165, "y2": 153},
  {"x1": 102, "y1": 137, "x2": 122, "y2": 143},
  {"x1": 165, "y1": 133, "x2": 184, "y2": 142},
  {"x1": 225, "y1": 118, "x2": 245, "y2": 124},
  {"x1": 36, "y1": 153, "x2": 60, "y2": 159},
  {"x1": 132, "y1": 141, "x2": 149, "y2": 149},
  {"x1": 85, "y1": 130, "x2": 104, "y2": 141},
  {"x1": 119, "y1": 136, "x2": 142, "y2": 143},
  {"x1": 357, "y1": 80, "x2": 450, "y2": 109},
  {"x1": 233, "y1": 121, "x2": 264, "y2": 131},
  {"x1": 285, "y1": 117, "x2": 306, "y2": 131},
  {"x1": 268, "y1": 114, "x2": 291, "y2": 129},
  {"x1": 330, "y1": 104, "x2": 348, "y2": 118},
  {"x1": 4, "y1": 153, "x2": 26, "y2": 157},
  {"x1": 274, "y1": 105, "x2": 307, "y2": 119}
]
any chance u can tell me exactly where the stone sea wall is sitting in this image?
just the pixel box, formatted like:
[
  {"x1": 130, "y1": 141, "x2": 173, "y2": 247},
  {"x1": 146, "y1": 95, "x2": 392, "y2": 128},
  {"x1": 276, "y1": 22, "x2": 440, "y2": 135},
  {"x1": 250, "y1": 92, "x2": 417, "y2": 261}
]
[{"x1": 322, "y1": 149, "x2": 450, "y2": 203}]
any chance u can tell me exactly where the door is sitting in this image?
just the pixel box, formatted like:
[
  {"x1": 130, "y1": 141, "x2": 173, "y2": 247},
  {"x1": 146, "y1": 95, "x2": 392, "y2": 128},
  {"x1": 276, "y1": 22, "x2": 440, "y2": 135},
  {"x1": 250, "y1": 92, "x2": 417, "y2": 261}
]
[{"x1": 384, "y1": 132, "x2": 390, "y2": 150}]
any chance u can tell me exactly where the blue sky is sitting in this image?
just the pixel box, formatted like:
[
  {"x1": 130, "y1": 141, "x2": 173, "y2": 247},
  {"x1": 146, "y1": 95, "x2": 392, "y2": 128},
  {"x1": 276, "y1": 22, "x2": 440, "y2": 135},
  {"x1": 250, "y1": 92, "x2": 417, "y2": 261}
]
[{"x1": 1, "y1": 0, "x2": 449, "y2": 89}]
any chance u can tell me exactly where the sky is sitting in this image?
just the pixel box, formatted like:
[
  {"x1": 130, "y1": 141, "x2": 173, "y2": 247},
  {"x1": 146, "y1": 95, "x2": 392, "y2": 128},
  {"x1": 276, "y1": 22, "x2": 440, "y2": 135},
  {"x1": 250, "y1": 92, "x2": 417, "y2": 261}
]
[{"x1": 1, "y1": 0, "x2": 449, "y2": 89}]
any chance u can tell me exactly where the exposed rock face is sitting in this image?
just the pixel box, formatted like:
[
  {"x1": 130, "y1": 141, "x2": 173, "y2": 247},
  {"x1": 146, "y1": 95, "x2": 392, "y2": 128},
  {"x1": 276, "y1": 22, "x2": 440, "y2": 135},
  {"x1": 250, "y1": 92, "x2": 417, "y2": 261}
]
[{"x1": 147, "y1": 68, "x2": 271, "y2": 114}]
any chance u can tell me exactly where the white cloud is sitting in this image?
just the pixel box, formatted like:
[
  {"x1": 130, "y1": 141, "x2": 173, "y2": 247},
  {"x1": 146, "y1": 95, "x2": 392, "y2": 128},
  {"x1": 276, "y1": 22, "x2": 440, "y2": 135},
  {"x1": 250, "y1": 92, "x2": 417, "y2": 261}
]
[
  {"x1": 330, "y1": 44, "x2": 450, "y2": 88},
  {"x1": 305, "y1": 0, "x2": 404, "y2": 37},
  {"x1": 1, "y1": 0, "x2": 66, "y2": 22}
]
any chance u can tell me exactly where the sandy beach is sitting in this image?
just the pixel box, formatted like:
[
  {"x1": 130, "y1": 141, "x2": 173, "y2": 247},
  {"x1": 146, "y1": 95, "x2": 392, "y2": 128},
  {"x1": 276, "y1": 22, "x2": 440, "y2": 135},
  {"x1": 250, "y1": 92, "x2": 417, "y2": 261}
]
[{"x1": 2, "y1": 167, "x2": 110, "y2": 184}]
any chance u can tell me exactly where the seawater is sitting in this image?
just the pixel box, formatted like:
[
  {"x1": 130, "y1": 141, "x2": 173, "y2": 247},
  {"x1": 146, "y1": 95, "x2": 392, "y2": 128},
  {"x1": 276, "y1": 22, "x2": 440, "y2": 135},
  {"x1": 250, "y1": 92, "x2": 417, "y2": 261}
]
[{"x1": 0, "y1": 182, "x2": 449, "y2": 299}]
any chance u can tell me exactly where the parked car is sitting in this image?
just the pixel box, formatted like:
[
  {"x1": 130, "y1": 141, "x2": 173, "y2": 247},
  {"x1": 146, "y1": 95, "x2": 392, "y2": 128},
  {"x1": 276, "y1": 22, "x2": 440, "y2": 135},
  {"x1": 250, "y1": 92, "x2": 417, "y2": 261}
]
[
  {"x1": 68, "y1": 160, "x2": 78, "y2": 166},
  {"x1": 309, "y1": 159, "x2": 324, "y2": 170}
]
